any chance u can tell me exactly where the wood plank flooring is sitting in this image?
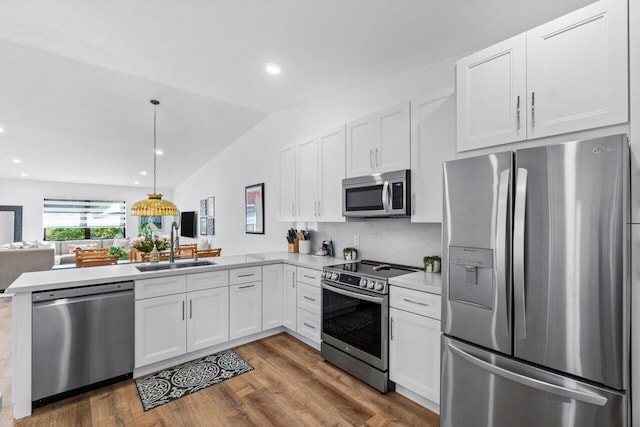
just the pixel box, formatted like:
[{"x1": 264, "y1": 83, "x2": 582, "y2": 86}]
[{"x1": 0, "y1": 297, "x2": 439, "y2": 426}]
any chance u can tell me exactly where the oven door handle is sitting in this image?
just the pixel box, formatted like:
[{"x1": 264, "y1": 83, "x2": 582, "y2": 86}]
[{"x1": 322, "y1": 282, "x2": 385, "y2": 304}]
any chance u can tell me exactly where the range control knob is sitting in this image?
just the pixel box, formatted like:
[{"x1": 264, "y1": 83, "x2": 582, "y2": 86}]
[
  {"x1": 321, "y1": 271, "x2": 327, "y2": 278},
  {"x1": 367, "y1": 281, "x2": 375, "y2": 289},
  {"x1": 331, "y1": 272, "x2": 339, "y2": 280},
  {"x1": 361, "y1": 279, "x2": 368, "y2": 288},
  {"x1": 374, "y1": 282, "x2": 384, "y2": 291}
]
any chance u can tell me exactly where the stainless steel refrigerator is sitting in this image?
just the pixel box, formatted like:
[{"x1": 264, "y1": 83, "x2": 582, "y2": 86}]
[{"x1": 441, "y1": 134, "x2": 629, "y2": 426}]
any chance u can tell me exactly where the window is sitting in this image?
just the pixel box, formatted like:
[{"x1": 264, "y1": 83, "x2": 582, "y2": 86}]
[{"x1": 43, "y1": 198, "x2": 126, "y2": 240}]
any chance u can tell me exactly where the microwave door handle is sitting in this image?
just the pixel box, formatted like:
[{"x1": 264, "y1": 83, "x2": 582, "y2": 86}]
[{"x1": 382, "y1": 181, "x2": 390, "y2": 212}]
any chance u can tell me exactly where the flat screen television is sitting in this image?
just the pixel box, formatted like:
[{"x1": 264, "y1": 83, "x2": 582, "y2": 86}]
[{"x1": 180, "y1": 211, "x2": 197, "y2": 238}]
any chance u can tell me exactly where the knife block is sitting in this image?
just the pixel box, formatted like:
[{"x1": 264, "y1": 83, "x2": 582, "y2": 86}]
[{"x1": 288, "y1": 239, "x2": 299, "y2": 253}]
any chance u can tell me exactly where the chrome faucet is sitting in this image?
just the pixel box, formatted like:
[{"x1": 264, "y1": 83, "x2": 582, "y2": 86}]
[{"x1": 170, "y1": 221, "x2": 179, "y2": 263}]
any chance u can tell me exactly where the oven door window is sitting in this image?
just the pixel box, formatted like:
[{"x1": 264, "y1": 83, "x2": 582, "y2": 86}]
[
  {"x1": 345, "y1": 185, "x2": 384, "y2": 211},
  {"x1": 322, "y1": 287, "x2": 382, "y2": 358}
]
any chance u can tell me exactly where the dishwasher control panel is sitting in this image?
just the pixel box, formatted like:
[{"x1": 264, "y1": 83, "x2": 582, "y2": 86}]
[{"x1": 32, "y1": 281, "x2": 134, "y2": 302}]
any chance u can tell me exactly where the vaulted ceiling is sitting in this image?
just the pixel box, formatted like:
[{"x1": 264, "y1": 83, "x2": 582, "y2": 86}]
[{"x1": 0, "y1": 0, "x2": 593, "y2": 188}]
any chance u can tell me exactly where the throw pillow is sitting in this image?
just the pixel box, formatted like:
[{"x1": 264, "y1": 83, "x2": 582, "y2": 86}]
[
  {"x1": 68, "y1": 244, "x2": 96, "y2": 252},
  {"x1": 9, "y1": 242, "x2": 24, "y2": 249},
  {"x1": 22, "y1": 241, "x2": 39, "y2": 249},
  {"x1": 197, "y1": 238, "x2": 210, "y2": 250},
  {"x1": 37, "y1": 240, "x2": 56, "y2": 254}
]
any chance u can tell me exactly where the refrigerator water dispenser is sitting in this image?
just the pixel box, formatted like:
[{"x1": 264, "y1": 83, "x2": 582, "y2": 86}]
[{"x1": 448, "y1": 246, "x2": 493, "y2": 309}]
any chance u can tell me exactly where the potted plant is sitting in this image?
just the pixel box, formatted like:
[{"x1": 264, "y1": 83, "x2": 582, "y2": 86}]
[
  {"x1": 108, "y1": 246, "x2": 128, "y2": 259},
  {"x1": 424, "y1": 255, "x2": 441, "y2": 273},
  {"x1": 343, "y1": 247, "x2": 358, "y2": 261}
]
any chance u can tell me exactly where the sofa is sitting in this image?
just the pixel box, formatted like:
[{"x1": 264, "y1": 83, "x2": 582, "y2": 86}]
[
  {"x1": 0, "y1": 247, "x2": 55, "y2": 292},
  {"x1": 52, "y1": 238, "x2": 130, "y2": 265}
]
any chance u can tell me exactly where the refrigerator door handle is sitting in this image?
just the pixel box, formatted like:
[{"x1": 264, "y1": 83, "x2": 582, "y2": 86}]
[
  {"x1": 448, "y1": 343, "x2": 608, "y2": 407},
  {"x1": 514, "y1": 167, "x2": 528, "y2": 339},
  {"x1": 496, "y1": 169, "x2": 510, "y2": 336}
]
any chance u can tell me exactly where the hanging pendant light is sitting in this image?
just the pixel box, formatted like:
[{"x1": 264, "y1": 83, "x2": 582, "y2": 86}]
[{"x1": 131, "y1": 100, "x2": 179, "y2": 216}]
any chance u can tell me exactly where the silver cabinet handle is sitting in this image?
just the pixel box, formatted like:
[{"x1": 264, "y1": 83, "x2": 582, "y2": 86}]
[
  {"x1": 303, "y1": 322, "x2": 316, "y2": 330},
  {"x1": 303, "y1": 274, "x2": 316, "y2": 280},
  {"x1": 390, "y1": 317, "x2": 394, "y2": 341},
  {"x1": 182, "y1": 301, "x2": 185, "y2": 321},
  {"x1": 369, "y1": 149, "x2": 374, "y2": 168},
  {"x1": 411, "y1": 193, "x2": 416, "y2": 215},
  {"x1": 403, "y1": 298, "x2": 429, "y2": 307},
  {"x1": 375, "y1": 148, "x2": 379, "y2": 168},
  {"x1": 189, "y1": 299, "x2": 193, "y2": 319},
  {"x1": 530, "y1": 92, "x2": 535, "y2": 128},
  {"x1": 516, "y1": 95, "x2": 521, "y2": 130},
  {"x1": 448, "y1": 342, "x2": 608, "y2": 406},
  {"x1": 317, "y1": 200, "x2": 321, "y2": 217},
  {"x1": 496, "y1": 169, "x2": 510, "y2": 337},
  {"x1": 292, "y1": 274, "x2": 296, "y2": 288},
  {"x1": 303, "y1": 295, "x2": 316, "y2": 302},
  {"x1": 238, "y1": 273, "x2": 255, "y2": 278},
  {"x1": 514, "y1": 168, "x2": 528, "y2": 339},
  {"x1": 292, "y1": 203, "x2": 294, "y2": 217},
  {"x1": 239, "y1": 284, "x2": 255, "y2": 289}
]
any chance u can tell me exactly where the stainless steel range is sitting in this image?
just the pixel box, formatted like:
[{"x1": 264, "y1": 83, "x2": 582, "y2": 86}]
[{"x1": 321, "y1": 260, "x2": 418, "y2": 393}]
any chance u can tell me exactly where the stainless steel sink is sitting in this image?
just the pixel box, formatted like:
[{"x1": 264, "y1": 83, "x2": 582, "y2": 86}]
[{"x1": 136, "y1": 260, "x2": 214, "y2": 272}]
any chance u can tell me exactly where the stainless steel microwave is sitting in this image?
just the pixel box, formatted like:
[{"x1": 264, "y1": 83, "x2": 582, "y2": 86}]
[{"x1": 342, "y1": 170, "x2": 411, "y2": 217}]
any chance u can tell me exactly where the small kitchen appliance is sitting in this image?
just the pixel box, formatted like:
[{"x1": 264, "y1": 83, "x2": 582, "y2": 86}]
[
  {"x1": 342, "y1": 169, "x2": 410, "y2": 217},
  {"x1": 321, "y1": 260, "x2": 418, "y2": 392}
]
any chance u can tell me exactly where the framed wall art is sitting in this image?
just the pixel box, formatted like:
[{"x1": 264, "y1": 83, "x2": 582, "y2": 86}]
[
  {"x1": 245, "y1": 183, "x2": 264, "y2": 234},
  {"x1": 200, "y1": 217, "x2": 207, "y2": 235}
]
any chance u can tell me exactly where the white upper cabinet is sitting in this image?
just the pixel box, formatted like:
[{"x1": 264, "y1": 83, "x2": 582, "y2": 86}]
[
  {"x1": 318, "y1": 125, "x2": 346, "y2": 222},
  {"x1": 456, "y1": 34, "x2": 527, "y2": 151},
  {"x1": 278, "y1": 126, "x2": 346, "y2": 223},
  {"x1": 346, "y1": 103, "x2": 410, "y2": 177},
  {"x1": 456, "y1": 0, "x2": 627, "y2": 151},
  {"x1": 278, "y1": 144, "x2": 296, "y2": 221},
  {"x1": 295, "y1": 135, "x2": 320, "y2": 221},
  {"x1": 411, "y1": 87, "x2": 457, "y2": 223},
  {"x1": 526, "y1": 0, "x2": 628, "y2": 139}
]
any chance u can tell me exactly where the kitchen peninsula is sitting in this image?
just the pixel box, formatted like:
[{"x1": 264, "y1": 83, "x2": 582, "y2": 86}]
[{"x1": 8, "y1": 252, "x2": 340, "y2": 419}]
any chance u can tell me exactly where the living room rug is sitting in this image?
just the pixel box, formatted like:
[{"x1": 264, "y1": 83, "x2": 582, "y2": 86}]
[{"x1": 135, "y1": 350, "x2": 253, "y2": 411}]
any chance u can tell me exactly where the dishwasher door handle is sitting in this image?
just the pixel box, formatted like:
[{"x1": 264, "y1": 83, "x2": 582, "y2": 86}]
[{"x1": 32, "y1": 290, "x2": 134, "y2": 308}]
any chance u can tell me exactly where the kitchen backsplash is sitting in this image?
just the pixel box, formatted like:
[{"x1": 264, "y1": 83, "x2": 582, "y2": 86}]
[{"x1": 310, "y1": 218, "x2": 441, "y2": 268}]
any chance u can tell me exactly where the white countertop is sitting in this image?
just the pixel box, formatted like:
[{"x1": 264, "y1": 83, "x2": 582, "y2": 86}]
[
  {"x1": 6, "y1": 251, "x2": 341, "y2": 294},
  {"x1": 389, "y1": 270, "x2": 442, "y2": 295}
]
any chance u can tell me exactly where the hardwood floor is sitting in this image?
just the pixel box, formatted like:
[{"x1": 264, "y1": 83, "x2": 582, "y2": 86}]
[{"x1": 0, "y1": 297, "x2": 439, "y2": 426}]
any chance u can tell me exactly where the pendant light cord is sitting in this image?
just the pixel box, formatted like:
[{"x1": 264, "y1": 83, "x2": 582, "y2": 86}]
[{"x1": 152, "y1": 100, "x2": 159, "y2": 195}]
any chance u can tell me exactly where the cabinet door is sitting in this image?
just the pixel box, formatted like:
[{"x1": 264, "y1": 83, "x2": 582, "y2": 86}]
[
  {"x1": 278, "y1": 144, "x2": 296, "y2": 221},
  {"x1": 346, "y1": 115, "x2": 375, "y2": 177},
  {"x1": 389, "y1": 307, "x2": 441, "y2": 403},
  {"x1": 187, "y1": 287, "x2": 229, "y2": 352},
  {"x1": 377, "y1": 102, "x2": 410, "y2": 173},
  {"x1": 526, "y1": 1, "x2": 628, "y2": 139},
  {"x1": 411, "y1": 88, "x2": 456, "y2": 223},
  {"x1": 262, "y1": 264, "x2": 284, "y2": 330},
  {"x1": 135, "y1": 293, "x2": 186, "y2": 367},
  {"x1": 295, "y1": 135, "x2": 320, "y2": 221},
  {"x1": 318, "y1": 125, "x2": 346, "y2": 222},
  {"x1": 456, "y1": 33, "x2": 527, "y2": 151},
  {"x1": 229, "y1": 282, "x2": 262, "y2": 340},
  {"x1": 283, "y1": 264, "x2": 297, "y2": 330}
]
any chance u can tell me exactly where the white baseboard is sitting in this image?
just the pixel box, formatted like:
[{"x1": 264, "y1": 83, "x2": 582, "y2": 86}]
[{"x1": 394, "y1": 384, "x2": 440, "y2": 415}]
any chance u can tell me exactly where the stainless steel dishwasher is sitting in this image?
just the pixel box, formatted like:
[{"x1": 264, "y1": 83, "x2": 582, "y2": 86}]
[{"x1": 32, "y1": 281, "x2": 134, "y2": 405}]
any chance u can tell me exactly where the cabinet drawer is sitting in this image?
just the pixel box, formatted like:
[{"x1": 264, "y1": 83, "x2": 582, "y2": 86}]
[
  {"x1": 187, "y1": 270, "x2": 229, "y2": 292},
  {"x1": 297, "y1": 309, "x2": 320, "y2": 343},
  {"x1": 135, "y1": 275, "x2": 187, "y2": 300},
  {"x1": 229, "y1": 266, "x2": 262, "y2": 285},
  {"x1": 389, "y1": 286, "x2": 441, "y2": 320},
  {"x1": 296, "y1": 267, "x2": 321, "y2": 287},
  {"x1": 297, "y1": 282, "x2": 321, "y2": 315}
]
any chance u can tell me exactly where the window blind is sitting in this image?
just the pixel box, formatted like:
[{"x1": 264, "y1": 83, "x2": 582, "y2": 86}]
[{"x1": 43, "y1": 199, "x2": 126, "y2": 228}]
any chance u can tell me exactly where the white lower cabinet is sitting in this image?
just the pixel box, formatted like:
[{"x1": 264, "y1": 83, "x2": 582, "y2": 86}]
[
  {"x1": 229, "y1": 281, "x2": 263, "y2": 340},
  {"x1": 135, "y1": 293, "x2": 187, "y2": 367},
  {"x1": 187, "y1": 287, "x2": 229, "y2": 351},
  {"x1": 297, "y1": 308, "x2": 321, "y2": 343},
  {"x1": 262, "y1": 264, "x2": 284, "y2": 330},
  {"x1": 283, "y1": 264, "x2": 297, "y2": 330},
  {"x1": 389, "y1": 286, "x2": 441, "y2": 406},
  {"x1": 296, "y1": 267, "x2": 321, "y2": 344}
]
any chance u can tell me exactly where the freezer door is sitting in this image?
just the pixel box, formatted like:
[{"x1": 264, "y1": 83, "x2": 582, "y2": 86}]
[
  {"x1": 442, "y1": 151, "x2": 512, "y2": 354},
  {"x1": 513, "y1": 135, "x2": 628, "y2": 390},
  {"x1": 441, "y1": 336, "x2": 626, "y2": 427}
]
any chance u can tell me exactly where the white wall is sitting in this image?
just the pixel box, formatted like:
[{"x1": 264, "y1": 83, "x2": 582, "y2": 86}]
[
  {"x1": 173, "y1": 56, "x2": 457, "y2": 257},
  {"x1": 0, "y1": 178, "x2": 173, "y2": 242}
]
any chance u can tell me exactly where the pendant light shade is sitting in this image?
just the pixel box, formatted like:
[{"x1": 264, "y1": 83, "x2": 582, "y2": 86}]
[{"x1": 131, "y1": 100, "x2": 179, "y2": 217}]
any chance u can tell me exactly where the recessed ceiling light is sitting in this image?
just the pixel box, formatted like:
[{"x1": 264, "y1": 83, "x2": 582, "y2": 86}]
[
  {"x1": 134, "y1": 181, "x2": 140, "y2": 185},
  {"x1": 140, "y1": 171, "x2": 147, "y2": 176},
  {"x1": 12, "y1": 158, "x2": 22, "y2": 163},
  {"x1": 265, "y1": 63, "x2": 281, "y2": 75},
  {"x1": 19, "y1": 172, "x2": 28, "y2": 177},
  {"x1": 0, "y1": 127, "x2": 5, "y2": 133},
  {"x1": 155, "y1": 149, "x2": 163, "y2": 155}
]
